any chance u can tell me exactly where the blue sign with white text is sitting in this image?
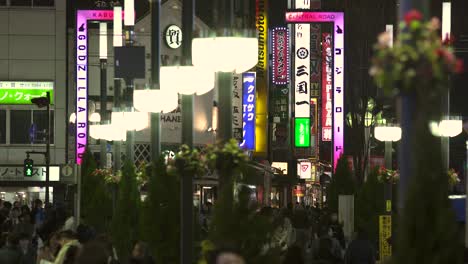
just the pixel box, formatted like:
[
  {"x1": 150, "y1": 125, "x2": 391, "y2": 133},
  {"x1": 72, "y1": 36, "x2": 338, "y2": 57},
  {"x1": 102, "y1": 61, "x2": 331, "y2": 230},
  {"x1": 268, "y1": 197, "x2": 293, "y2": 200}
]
[{"x1": 240, "y1": 72, "x2": 256, "y2": 150}]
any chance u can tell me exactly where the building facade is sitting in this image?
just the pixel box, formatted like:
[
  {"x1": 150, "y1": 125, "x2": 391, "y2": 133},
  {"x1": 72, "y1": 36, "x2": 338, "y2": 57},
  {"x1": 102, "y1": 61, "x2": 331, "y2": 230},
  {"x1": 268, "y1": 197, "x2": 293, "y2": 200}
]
[{"x1": 0, "y1": 0, "x2": 68, "y2": 203}]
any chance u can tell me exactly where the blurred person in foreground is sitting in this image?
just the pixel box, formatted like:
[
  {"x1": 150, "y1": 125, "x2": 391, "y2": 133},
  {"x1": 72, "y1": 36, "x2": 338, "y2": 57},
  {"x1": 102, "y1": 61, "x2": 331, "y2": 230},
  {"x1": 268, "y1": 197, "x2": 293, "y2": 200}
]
[
  {"x1": 129, "y1": 241, "x2": 154, "y2": 264},
  {"x1": 344, "y1": 227, "x2": 375, "y2": 264},
  {"x1": 208, "y1": 248, "x2": 245, "y2": 264},
  {"x1": 75, "y1": 240, "x2": 111, "y2": 264},
  {"x1": 53, "y1": 230, "x2": 81, "y2": 264},
  {"x1": 0, "y1": 233, "x2": 22, "y2": 264}
]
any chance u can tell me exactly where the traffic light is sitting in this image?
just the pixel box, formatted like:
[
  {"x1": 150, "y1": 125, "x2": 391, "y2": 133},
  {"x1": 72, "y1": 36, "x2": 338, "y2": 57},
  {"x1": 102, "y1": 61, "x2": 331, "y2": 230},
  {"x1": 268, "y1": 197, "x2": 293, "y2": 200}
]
[{"x1": 24, "y1": 158, "x2": 33, "y2": 177}]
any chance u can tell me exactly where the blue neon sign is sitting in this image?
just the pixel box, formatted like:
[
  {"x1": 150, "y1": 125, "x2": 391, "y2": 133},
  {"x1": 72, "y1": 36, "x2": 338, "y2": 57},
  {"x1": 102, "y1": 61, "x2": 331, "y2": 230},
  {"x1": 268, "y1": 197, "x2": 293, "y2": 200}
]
[{"x1": 240, "y1": 72, "x2": 256, "y2": 150}]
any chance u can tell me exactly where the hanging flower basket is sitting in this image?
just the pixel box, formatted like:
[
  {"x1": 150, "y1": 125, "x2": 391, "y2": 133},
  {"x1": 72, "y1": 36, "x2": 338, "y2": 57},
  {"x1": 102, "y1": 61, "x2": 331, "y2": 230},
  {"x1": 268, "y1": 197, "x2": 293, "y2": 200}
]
[
  {"x1": 370, "y1": 10, "x2": 463, "y2": 100},
  {"x1": 448, "y1": 168, "x2": 460, "y2": 186},
  {"x1": 377, "y1": 166, "x2": 400, "y2": 184},
  {"x1": 91, "y1": 168, "x2": 121, "y2": 185}
]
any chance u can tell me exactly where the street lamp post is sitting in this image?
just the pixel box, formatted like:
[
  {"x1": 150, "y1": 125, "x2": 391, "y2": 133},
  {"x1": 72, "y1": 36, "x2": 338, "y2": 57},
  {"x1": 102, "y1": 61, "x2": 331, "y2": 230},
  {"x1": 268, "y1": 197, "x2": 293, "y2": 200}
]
[{"x1": 99, "y1": 22, "x2": 108, "y2": 168}]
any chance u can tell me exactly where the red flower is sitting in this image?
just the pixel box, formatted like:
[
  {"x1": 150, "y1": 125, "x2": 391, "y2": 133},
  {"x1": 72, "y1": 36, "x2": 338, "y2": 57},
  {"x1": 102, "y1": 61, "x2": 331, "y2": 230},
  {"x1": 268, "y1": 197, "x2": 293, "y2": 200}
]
[
  {"x1": 404, "y1": 9, "x2": 423, "y2": 25},
  {"x1": 455, "y1": 59, "x2": 464, "y2": 74},
  {"x1": 443, "y1": 33, "x2": 455, "y2": 46}
]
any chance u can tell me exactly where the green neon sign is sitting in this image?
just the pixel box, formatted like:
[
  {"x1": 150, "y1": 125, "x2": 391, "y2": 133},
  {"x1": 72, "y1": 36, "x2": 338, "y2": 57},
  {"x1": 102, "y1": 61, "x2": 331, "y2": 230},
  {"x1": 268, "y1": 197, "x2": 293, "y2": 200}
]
[
  {"x1": 0, "y1": 81, "x2": 54, "y2": 105},
  {"x1": 295, "y1": 118, "x2": 310, "y2": 147}
]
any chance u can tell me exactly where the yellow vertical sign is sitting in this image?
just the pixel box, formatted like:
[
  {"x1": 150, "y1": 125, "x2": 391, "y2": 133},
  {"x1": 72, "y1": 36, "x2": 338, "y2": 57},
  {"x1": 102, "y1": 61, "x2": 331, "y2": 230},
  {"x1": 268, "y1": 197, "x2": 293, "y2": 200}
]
[
  {"x1": 255, "y1": 0, "x2": 268, "y2": 157},
  {"x1": 379, "y1": 215, "x2": 392, "y2": 261}
]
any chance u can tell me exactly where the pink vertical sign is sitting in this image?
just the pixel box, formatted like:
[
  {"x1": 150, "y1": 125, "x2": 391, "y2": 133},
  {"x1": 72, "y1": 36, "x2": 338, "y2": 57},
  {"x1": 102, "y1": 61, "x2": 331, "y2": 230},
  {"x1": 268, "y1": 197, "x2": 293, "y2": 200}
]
[{"x1": 285, "y1": 12, "x2": 345, "y2": 172}]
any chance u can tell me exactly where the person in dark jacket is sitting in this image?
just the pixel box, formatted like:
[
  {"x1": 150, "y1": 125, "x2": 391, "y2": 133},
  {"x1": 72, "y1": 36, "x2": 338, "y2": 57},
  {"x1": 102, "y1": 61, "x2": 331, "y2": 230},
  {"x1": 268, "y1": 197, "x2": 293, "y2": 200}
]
[
  {"x1": 129, "y1": 241, "x2": 155, "y2": 264},
  {"x1": 0, "y1": 233, "x2": 22, "y2": 264},
  {"x1": 344, "y1": 228, "x2": 376, "y2": 264}
]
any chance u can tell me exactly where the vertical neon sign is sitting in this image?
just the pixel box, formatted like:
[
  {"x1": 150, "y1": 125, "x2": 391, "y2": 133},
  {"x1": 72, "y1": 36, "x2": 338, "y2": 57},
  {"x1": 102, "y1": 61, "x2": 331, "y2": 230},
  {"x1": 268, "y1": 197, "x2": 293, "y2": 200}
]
[
  {"x1": 321, "y1": 32, "x2": 332, "y2": 142},
  {"x1": 76, "y1": 10, "x2": 123, "y2": 164},
  {"x1": 285, "y1": 12, "x2": 344, "y2": 171},
  {"x1": 272, "y1": 27, "x2": 290, "y2": 85},
  {"x1": 240, "y1": 72, "x2": 256, "y2": 150}
]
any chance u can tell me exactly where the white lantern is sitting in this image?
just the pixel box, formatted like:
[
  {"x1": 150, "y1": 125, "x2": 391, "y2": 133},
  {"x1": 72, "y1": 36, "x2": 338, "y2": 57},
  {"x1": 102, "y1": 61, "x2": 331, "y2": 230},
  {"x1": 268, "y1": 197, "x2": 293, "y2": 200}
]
[
  {"x1": 160, "y1": 66, "x2": 215, "y2": 95},
  {"x1": 374, "y1": 125, "x2": 402, "y2": 142},
  {"x1": 112, "y1": 108, "x2": 149, "y2": 131},
  {"x1": 134, "y1": 89, "x2": 178, "y2": 113},
  {"x1": 192, "y1": 37, "x2": 258, "y2": 73}
]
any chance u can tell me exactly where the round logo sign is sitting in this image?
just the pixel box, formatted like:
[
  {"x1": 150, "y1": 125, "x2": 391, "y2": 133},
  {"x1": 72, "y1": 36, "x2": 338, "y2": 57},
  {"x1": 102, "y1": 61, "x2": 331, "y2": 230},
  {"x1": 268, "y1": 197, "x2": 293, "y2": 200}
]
[
  {"x1": 296, "y1": 47, "x2": 309, "y2": 59},
  {"x1": 165, "y1": 25, "x2": 182, "y2": 49}
]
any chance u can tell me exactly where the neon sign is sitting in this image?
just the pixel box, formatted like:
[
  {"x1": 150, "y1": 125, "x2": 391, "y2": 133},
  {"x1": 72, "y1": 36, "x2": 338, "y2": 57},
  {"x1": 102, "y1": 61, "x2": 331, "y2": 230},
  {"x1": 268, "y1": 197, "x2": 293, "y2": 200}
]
[
  {"x1": 76, "y1": 10, "x2": 125, "y2": 165},
  {"x1": 0, "y1": 81, "x2": 54, "y2": 105},
  {"x1": 286, "y1": 11, "x2": 345, "y2": 171},
  {"x1": 272, "y1": 27, "x2": 290, "y2": 85},
  {"x1": 240, "y1": 72, "x2": 256, "y2": 150},
  {"x1": 322, "y1": 33, "x2": 332, "y2": 142}
]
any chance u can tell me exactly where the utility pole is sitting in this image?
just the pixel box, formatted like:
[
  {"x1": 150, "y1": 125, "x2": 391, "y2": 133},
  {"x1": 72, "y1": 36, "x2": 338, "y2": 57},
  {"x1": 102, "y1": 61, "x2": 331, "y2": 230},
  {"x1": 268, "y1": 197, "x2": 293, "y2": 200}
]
[
  {"x1": 181, "y1": 0, "x2": 194, "y2": 262},
  {"x1": 150, "y1": 0, "x2": 161, "y2": 160}
]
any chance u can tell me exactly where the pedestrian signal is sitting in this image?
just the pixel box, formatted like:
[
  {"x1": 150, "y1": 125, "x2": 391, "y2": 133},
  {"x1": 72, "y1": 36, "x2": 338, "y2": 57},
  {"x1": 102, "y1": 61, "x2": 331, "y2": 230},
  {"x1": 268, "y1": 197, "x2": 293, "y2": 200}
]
[{"x1": 24, "y1": 158, "x2": 33, "y2": 177}]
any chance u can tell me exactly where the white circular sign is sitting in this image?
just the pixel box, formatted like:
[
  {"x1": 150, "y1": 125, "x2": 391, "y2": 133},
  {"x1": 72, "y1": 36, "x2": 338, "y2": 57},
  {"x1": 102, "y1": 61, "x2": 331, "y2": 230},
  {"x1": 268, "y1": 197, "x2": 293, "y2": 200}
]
[{"x1": 165, "y1": 25, "x2": 182, "y2": 49}]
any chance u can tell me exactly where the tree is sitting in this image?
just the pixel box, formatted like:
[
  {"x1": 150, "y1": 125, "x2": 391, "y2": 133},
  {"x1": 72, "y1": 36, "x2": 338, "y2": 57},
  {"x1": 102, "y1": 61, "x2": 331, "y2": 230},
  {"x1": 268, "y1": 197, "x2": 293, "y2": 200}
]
[
  {"x1": 355, "y1": 166, "x2": 385, "y2": 244},
  {"x1": 140, "y1": 157, "x2": 180, "y2": 263},
  {"x1": 111, "y1": 159, "x2": 141, "y2": 261},
  {"x1": 326, "y1": 155, "x2": 356, "y2": 213},
  {"x1": 201, "y1": 140, "x2": 280, "y2": 264},
  {"x1": 80, "y1": 150, "x2": 112, "y2": 233}
]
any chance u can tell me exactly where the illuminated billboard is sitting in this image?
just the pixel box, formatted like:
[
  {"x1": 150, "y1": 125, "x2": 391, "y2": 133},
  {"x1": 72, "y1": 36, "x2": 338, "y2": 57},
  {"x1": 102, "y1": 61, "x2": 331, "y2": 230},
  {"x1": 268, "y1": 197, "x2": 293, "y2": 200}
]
[
  {"x1": 295, "y1": 118, "x2": 310, "y2": 147},
  {"x1": 240, "y1": 72, "x2": 256, "y2": 150},
  {"x1": 0, "y1": 81, "x2": 54, "y2": 105},
  {"x1": 322, "y1": 32, "x2": 332, "y2": 142},
  {"x1": 286, "y1": 11, "x2": 345, "y2": 171}
]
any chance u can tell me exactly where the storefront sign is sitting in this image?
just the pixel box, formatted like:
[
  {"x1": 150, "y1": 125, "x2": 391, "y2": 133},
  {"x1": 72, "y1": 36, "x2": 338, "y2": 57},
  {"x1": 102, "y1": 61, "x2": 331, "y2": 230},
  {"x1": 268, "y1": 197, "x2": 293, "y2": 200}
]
[
  {"x1": 286, "y1": 11, "x2": 345, "y2": 171},
  {"x1": 322, "y1": 33, "x2": 332, "y2": 142},
  {"x1": 271, "y1": 162, "x2": 288, "y2": 174},
  {"x1": 255, "y1": 0, "x2": 268, "y2": 155},
  {"x1": 240, "y1": 72, "x2": 256, "y2": 150},
  {"x1": 379, "y1": 215, "x2": 392, "y2": 260},
  {"x1": 0, "y1": 166, "x2": 60, "y2": 181},
  {"x1": 311, "y1": 98, "x2": 318, "y2": 157},
  {"x1": 310, "y1": 24, "x2": 321, "y2": 97},
  {"x1": 165, "y1": 24, "x2": 182, "y2": 49},
  {"x1": 0, "y1": 82, "x2": 54, "y2": 105},
  {"x1": 295, "y1": 118, "x2": 310, "y2": 147},
  {"x1": 76, "y1": 10, "x2": 125, "y2": 165},
  {"x1": 232, "y1": 74, "x2": 243, "y2": 141},
  {"x1": 272, "y1": 27, "x2": 290, "y2": 85},
  {"x1": 297, "y1": 160, "x2": 311, "y2": 179},
  {"x1": 294, "y1": 23, "x2": 310, "y2": 118}
]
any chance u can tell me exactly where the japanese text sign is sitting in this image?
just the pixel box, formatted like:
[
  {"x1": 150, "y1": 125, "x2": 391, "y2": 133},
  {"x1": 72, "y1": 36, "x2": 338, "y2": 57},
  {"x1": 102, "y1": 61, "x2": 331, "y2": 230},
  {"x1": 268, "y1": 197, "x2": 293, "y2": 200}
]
[
  {"x1": 240, "y1": 72, "x2": 256, "y2": 150},
  {"x1": 0, "y1": 166, "x2": 60, "y2": 181},
  {"x1": 0, "y1": 82, "x2": 54, "y2": 105},
  {"x1": 76, "y1": 10, "x2": 125, "y2": 165},
  {"x1": 272, "y1": 28, "x2": 290, "y2": 85},
  {"x1": 322, "y1": 32, "x2": 332, "y2": 142},
  {"x1": 295, "y1": 118, "x2": 310, "y2": 147},
  {"x1": 232, "y1": 74, "x2": 243, "y2": 141}
]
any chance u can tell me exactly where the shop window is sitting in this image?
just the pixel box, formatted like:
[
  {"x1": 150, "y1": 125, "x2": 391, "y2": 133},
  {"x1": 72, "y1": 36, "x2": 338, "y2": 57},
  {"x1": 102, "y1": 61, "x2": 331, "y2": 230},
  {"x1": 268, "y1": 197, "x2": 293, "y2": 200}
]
[
  {"x1": 10, "y1": 110, "x2": 31, "y2": 144},
  {"x1": 33, "y1": 0, "x2": 54, "y2": 6},
  {"x1": 33, "y1": 110, "x2": 54, "y2": 144},
  {"x1": 9, "y1": 110, "x2": 54, "y2": 144},
  {"x1": 11, "y1": 0, "x2": 31, "y2": 6},
  {"x1": 0, "y1": 110, "x2": 5, "y2": 143}
]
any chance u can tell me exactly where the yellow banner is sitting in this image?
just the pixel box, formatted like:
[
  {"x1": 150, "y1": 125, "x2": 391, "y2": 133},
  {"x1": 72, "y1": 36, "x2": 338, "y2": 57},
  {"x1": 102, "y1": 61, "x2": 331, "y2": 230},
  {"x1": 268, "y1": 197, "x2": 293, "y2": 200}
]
[
  {"x1": 379, "y1": 215, "x2": 392, "y2": 261},
  {"x1": 255, "y1": 0, "x2": 268, "y2": 157}
]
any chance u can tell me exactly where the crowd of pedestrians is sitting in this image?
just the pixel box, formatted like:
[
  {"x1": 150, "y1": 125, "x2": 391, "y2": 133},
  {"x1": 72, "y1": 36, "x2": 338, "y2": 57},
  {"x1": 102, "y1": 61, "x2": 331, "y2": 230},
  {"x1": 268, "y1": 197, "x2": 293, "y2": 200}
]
[{"x1": 0, "y1": 199, "x2": 156, "y2": 264}]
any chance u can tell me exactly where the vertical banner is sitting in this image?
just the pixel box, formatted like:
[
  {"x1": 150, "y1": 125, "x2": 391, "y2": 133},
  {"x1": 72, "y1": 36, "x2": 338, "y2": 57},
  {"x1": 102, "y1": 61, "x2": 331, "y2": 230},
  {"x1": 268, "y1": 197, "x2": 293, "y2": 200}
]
[
  {"x1": 310, "y1": 24, "x2": 321, "y2": 97},
  {"x1": 76, "y1": 10, "x2": 121, "y2": 164},
  {"x1": 310, "y1": 98, "x2": 318, "y2": 156},
  {"x1": 240, "y1": 72, "x2": 256, "y2": 150},
  {"x1": 321, "y1": 33, "x2": 332, "y2": 142},
  {"x1": 294, "y1": 24, "x2": 311, "y2": 118},
  {"x1": 255, "y1": 0, "x2": 268, "y2": 156},
  {"x1": 232, "y1": 74, "x2": 243, "y2": 141},
  {"x1": 272, "y1": 27, "x2": 290, "y2": 85}
]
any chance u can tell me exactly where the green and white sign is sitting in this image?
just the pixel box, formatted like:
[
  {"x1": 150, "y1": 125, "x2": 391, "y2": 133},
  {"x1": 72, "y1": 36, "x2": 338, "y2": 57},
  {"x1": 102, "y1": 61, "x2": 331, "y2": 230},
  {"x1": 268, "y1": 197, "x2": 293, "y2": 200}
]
[
  {"x1": 0, "y1": 81, "x2": 54, "y2": 105},
  {"x1": 295, "y1": 118, "x2": 310, "y2": 147}
]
